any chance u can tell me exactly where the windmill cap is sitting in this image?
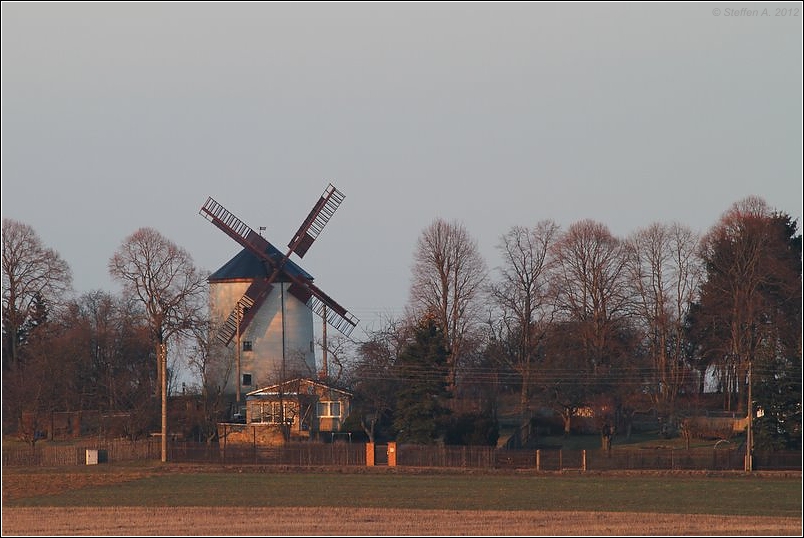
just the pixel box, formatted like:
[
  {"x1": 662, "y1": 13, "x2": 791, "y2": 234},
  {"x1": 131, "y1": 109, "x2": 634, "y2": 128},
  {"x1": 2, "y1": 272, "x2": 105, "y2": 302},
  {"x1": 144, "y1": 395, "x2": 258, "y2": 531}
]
[{"x1": 209, "y1": 246, "x2": 314, "y2": 282}]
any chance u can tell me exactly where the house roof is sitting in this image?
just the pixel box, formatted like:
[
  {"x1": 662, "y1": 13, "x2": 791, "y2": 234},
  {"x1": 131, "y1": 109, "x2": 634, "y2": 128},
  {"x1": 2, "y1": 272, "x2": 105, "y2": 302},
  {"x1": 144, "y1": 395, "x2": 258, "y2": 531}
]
[
  {"x1": 209, "y1": 246, "x2": 314, "y2": 282},
  {"x1": 246, "y1": 378, "x2": 352, "y2": 399}
]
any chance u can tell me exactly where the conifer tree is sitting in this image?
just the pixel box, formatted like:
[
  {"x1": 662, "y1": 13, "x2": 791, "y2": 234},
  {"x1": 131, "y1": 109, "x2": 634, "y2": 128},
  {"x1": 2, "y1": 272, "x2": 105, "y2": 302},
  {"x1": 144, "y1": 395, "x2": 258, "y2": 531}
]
[{"x1": 393, "y1": 314, "x2": 451, "y2": 444}]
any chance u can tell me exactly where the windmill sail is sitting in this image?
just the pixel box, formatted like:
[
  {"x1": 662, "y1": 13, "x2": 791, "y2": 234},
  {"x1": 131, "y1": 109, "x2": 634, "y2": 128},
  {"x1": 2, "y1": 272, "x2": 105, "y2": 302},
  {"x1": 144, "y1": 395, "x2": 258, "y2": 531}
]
[
  {"x1": 200, "y1": 197, "x2": 274, "y2": 261},
  {"x1": 305, "y1": 282, "x2": 359, "y2": 336},
  {"x1": 287, "y1": 279, "x2": 359, "y2": 337},
  {"x1": 288, "y1": 183, "x2": 346, "y2": 258}
]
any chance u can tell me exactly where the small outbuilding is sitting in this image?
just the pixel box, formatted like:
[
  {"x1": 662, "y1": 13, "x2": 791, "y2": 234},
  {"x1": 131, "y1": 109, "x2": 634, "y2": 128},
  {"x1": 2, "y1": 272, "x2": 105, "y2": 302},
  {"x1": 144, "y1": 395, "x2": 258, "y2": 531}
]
[{"x1": 219, "y1": 378, "x2": 353, "y2": 446}]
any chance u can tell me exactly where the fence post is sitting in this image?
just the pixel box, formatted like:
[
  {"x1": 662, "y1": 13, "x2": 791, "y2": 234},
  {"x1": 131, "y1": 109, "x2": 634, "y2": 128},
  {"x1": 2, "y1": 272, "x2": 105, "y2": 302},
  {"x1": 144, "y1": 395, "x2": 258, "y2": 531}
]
[
  {"x1": 387, "y1": 442, "x2": 397, "y2": 467},
  {"x1": 582, "y1": 449, "x2": 586, "y2": 471},
  {"x1": 536, "y1": 449, "x2": 540, "y2": 471},
  {"x1": 366, "y1": 442, "x2": 375, "y2": 466}
]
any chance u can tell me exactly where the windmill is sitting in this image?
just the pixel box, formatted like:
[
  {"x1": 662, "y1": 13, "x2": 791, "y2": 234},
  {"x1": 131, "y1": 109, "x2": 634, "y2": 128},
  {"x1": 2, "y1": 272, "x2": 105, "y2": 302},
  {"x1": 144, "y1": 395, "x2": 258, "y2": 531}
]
[{"x1": 200, "y1": 183, "x2": 358, "y2": 404}]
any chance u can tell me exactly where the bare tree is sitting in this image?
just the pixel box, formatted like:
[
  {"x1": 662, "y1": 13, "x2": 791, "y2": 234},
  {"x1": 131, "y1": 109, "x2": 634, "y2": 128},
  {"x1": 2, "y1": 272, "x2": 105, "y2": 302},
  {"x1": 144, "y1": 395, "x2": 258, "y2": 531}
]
[
  {"x1": 550, "y1": 219, "x2": 632, "y2": 372},
  {"x1": 109, "y1": 227, "x2": 207, "y2": 384},
  {"x1": 547, "y1": 219, "x2": 636, "y2": 437},
  {"x1": 539, "y1": 320, "x2": 591, "y2": 437},
  {"x1": 408, "y1": 218, "x2": 488, "y2": 392},
  {"x1": 347, "y1": 319, "x2": 408, "y2": 443},
  {"x1": 185, "y1": 318, "x2": 230, "y2": 443},
  {"x1": 187, "y1": 319, "x2": 232, "y2": 394},
  {"x1": 109, "y1": 227, "x2": 207, "y2": 458},
  {"x1": 3, "y1": 320, "x2": 60, "y2": 446},
  {"x1": 62, "y1": 291, "x2": 148, "y2": 414},
  {"x1": 2, "y1": 218, "x2": 72, "y2": 370},
  {"x1": 317, "y1": 333, "x2": 354, "y2": 386},
  {"x1": 489, "y1": 221, "x2": 560, "y2": 414},
  {"x1": 625, "y1": 222, "x2": 702, "y2": 423}
]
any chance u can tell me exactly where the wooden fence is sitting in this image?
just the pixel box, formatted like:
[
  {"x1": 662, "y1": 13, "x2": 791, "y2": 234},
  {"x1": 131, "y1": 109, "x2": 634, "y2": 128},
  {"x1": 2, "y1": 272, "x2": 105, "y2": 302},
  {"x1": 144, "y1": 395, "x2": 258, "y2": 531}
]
[
  {"x1": 3, "y1": 440, "x2": 800, "y2": 471},
  {"x1": 170, "y1": 441, "x2": 367, "y2": 466},
  {"x1": 2, "y1": 438, "x2": 160, "y2": 467},
  {"x1": 395, "y1": 445, "x2": 761, "y2": 471}
]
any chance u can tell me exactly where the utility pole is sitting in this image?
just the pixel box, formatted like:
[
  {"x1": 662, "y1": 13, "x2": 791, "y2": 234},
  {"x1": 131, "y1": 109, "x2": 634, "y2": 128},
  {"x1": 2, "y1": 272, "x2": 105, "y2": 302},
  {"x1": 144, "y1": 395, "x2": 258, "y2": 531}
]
[
  {"x1": 280, "y1": 283, "x2": 287, "y2": 440},
  {"x1": 235, "y1": 302, "x2": 242, "y2": 408},
  {"x1": 160, "y1": 342, "x2": 167, "y2": 463},
  {"x1": 321, "y1": 304, "x2": 328, "y2": 380},
  {"x1": 745, "y1": 360, "x2": 753, "y2": 472},
  {"x1": 281, "y1": 283, "x2": 286, "y2": 384}
]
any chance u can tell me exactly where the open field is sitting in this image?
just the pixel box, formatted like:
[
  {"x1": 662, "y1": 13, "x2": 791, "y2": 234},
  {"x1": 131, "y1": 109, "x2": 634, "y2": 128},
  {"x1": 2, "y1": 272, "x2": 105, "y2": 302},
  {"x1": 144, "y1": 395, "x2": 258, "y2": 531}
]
[
  {"x1": 2, "y1": 463, "x2": 802, "y2": 535},
  {"x1": 4, "y1": 506, "x2": 801, "y2": 536}
]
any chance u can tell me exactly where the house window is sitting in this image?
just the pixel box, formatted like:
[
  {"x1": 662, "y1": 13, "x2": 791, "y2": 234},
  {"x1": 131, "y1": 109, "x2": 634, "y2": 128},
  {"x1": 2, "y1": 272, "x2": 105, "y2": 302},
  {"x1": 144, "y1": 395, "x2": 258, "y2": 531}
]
[
  {"x1": 252, "y1": 401, "x2": 295, "y2": 424},
  {"x1": 317, "y1": 401, "x2": 341, "y2": 418},
  {"x1": 242, "y1": 340, "x2": 253, "y2": 352},
  {"x1": 242, "y1": 373, "x2": 252, "y2": 387}
]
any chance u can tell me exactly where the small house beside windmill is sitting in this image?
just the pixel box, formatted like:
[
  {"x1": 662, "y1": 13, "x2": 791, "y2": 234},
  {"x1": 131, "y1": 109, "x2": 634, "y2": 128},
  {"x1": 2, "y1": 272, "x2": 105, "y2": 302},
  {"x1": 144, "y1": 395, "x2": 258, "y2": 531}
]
[
  {"x1": 199, "y1": 184, "x2": 359, "y2": 420},
  {"x1": 216, "y1": 378, "x2": 353, "y2": 446}
]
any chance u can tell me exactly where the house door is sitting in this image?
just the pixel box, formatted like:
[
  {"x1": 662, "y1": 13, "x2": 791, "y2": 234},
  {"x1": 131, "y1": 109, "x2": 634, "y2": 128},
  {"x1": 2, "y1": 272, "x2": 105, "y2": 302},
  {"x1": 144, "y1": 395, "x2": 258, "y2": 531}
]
[{"x1": 374, "y1": 443, "x2": 388, "y2": 465}]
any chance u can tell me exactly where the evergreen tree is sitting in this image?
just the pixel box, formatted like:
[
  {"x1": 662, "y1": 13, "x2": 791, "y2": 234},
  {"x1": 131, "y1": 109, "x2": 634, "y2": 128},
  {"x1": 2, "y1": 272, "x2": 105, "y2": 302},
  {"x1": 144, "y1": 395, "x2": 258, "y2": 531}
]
[
  {"x1": 751, "y1": 212, "x2": 802, "y2": 450},
  {"x1": 754, "y1": 349, "x2": 802, "y2": 451},
  {"x1": 393, "y1": 315, "x2": 451, "y2": 443}
]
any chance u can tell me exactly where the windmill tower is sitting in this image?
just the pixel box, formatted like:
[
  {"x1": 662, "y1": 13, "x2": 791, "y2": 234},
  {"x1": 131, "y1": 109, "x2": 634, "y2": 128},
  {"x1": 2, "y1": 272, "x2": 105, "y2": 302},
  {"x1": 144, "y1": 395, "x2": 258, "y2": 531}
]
[{"x1": 200, "y1": 184, "x2": 358, "y2": 407}]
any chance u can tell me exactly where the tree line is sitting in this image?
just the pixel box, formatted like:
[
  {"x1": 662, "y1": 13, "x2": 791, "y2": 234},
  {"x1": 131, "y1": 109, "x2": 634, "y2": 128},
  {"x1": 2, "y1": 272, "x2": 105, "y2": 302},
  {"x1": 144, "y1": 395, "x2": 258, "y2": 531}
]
[
  {"x1": 2, "y1": 195, "x2": 801, "y2": 450},
  {"x1": 341, "y1": 196, "x2": 800, "y2": 450}
]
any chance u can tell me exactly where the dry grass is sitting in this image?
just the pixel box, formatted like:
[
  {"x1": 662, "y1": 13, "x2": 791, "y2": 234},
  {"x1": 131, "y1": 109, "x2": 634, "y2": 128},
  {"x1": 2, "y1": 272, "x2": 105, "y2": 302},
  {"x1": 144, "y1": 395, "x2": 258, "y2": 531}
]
[
  {"x1": 2, "y1": 470, "x2": 156, "y2": 503},
  {"x1": 2, "y1": 506, "x2": 801, "y2": 536}
]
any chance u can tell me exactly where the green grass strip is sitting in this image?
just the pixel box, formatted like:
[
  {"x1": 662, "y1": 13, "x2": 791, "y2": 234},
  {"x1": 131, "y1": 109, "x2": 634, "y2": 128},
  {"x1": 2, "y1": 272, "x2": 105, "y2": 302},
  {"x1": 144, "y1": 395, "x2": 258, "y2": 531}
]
[{"x1": 6, "y1": 472, "x2": 800, "y2": 517}]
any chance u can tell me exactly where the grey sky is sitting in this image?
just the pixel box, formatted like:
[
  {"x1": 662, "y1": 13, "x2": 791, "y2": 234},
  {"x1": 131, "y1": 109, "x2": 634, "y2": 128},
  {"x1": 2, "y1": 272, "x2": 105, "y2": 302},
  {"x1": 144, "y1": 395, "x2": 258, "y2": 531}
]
[{"x1": 2, "y1": 2, "x2": 802, "y2": 338}]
